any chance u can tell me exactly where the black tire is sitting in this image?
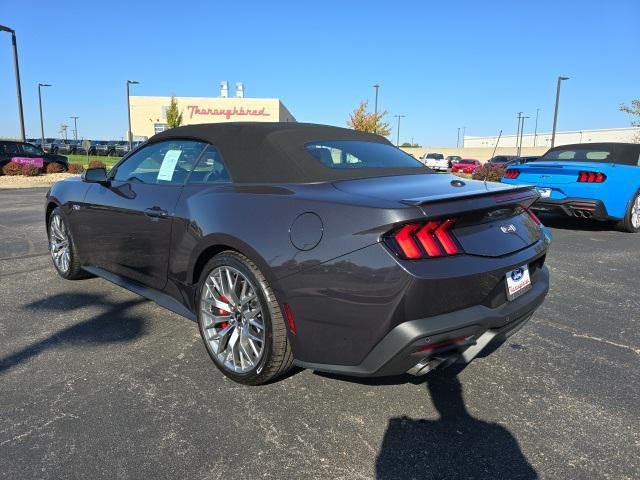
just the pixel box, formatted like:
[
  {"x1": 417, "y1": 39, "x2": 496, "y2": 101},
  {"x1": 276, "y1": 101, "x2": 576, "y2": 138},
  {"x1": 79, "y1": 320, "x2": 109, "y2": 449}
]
[
  {"x1": 48, "y1": 207, "x2": 88, "y2": 280},
  {"x1": 197, "y1": 251, "x2": 293, "y2": 385},
  {"x1": 616, "y1": 191, "x2": 640, "y2": 233}
]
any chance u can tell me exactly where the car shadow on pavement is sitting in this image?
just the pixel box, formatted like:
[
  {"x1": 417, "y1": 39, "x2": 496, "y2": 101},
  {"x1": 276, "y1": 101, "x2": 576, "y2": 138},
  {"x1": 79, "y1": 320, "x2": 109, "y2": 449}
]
[
  {"x1": 375, "y1": 368, "x2": 538, "y2": 480},
  {"x1": 538, "y1": 213, "x2": 614, "y2": 232},
  {"x1": 0, "y1": 292, "x2": 147, "y2": 375}
]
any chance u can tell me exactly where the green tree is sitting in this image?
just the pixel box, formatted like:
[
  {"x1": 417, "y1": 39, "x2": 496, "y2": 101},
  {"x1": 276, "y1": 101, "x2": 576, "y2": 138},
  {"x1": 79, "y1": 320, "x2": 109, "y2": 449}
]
[
  {"x1": 619, "y1": 99, "x2": 640, "y2": 127},
  {"x1": 165, "y1": 95, "x2": 183, "y2": 129},
  {"x1": 347, "y1": 100, "x2": 391, "y2": 136}
]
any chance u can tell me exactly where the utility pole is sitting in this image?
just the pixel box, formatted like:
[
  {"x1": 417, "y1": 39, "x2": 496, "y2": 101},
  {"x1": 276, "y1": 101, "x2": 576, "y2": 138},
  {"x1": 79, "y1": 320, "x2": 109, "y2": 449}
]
[
  {"x1": 518, "y1": 116, "x2": 529, "y2": 156},
  {"x1": 0, "y1": 25, "x2": 25, "y2": 141},
  {"x1": 393, "y1": 115, "x2": 405, "y2": 147},
  {"x1": 126, "y1": 80, "x2": 139, "y2": 149},
  {"x1": 456, "y1": 127, "x2": 460, "y2": 148},
  {"x1": 551, "y1": 76, "x2": 570, "y2": 148},
  {"x1": 533, "y1": 108, "x2": 540, "y2": 147},
  {"x1": 38, "y1": 83, "x2": 51, "y2": 150},
  {"x1": 515, "y1": 112, "x2": 523, "y2": 154},
  {"x1": 373, "y1": 84, "x2": 380, "y2": 114},
  {"x1": 70, "y1": 116, "x2": 79, "y2": 141}
]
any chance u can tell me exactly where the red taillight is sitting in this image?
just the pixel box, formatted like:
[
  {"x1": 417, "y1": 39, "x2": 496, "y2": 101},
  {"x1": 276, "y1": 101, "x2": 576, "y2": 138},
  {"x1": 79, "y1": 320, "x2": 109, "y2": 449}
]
[
  {"x1": 504, "y1": 169, "x2": 520, "y2": 179},
  {"x1": 578, "y1": 171, "x2": 606, "y2": 183},
  {"x1": 389, "y1": 219, "x2": 461, "y2": 259},
  {"x1": 283, "y1": 303, "x2": 296, "y2": 334}
]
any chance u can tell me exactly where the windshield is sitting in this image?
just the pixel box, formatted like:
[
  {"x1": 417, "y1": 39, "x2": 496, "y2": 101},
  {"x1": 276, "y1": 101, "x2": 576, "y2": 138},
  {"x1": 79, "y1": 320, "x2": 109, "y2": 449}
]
[
  {"x1": 459, "y1": 159, "x2": 476, "y2": 164},
  {"x1": 305, "y1": 141, "x2": 427, "y2": 170},
  {"x1": 539, "y1": 147, "x2": 613, "y2": 163}
]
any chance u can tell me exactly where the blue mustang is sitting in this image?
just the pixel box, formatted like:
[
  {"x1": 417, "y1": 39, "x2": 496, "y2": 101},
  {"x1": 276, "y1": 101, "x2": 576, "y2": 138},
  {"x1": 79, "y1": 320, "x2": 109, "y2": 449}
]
[{"x1": 502, "y1": 143, "x2": 640, "y2": 233}]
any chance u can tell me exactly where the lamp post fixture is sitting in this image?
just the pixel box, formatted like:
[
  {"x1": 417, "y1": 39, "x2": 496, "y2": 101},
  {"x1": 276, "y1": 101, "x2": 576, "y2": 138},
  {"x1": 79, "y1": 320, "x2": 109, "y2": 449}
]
[
  {"x1": 551, "y1": 76, "x2": 569, "y2": 148},
  {"x1": 533, "y1": 108, "x2": 540, "y2": 147},
  {"x1": 0, "y1": 25, "x2": 25, "y2": 141},
  {"x1": 126, "y1": 80, "x2": 139, "y2": 149},
  {"x1": 456, "y1": 127, "x2": 460, "y2": 148},
  {"x1": 515, "y1": 112, "x2": 523, "y2": 153},
  {"x1": 70, "y1": 116, "x2": 79, "y2": 141},
  {"x1": 393, "y1": 115, "x2": 405, "y2": 147},
  {"x1": 518, "y1": 116, "x2": 529, "y2": 156},
  {"x1": 373, "y1": 84, "x2": 380, "y2": 114},
  {"x1": 38, "y1": 83, "x2": 51, "y2": 150}
]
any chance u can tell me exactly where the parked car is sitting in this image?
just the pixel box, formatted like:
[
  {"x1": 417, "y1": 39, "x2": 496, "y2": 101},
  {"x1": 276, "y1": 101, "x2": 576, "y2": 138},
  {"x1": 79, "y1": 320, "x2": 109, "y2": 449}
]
[
  {"x1": 487, "y1": 155, "x2": 520, "y2": 168},
  {"x1": 114, "y1": 141, "x2": 142, "y2": 157},
  {"x1": 42, "y1": 139, "x2": 63, "y2": 154},
  {"x1": 56, "y1": 140, "x2": 77, "y2": 155},
  {"x1": 0, "y1": 140, "x2": 68, "y2": 171},
  {"x1": 46, "y1": 122, "x2": 550, "y2": 385},
  {"x1": 451, "y1": 158, "x2": 481, "y2": 174},
  {"x1": 93, "y1": 141, "x2": 114, "y2": 156},
  {"x1": 502, "y1": 142, "x2": 640, "y2": 232},
  {"x1": 421, "y1": 152, "x2": 448, "y2": 171},
  {"x1": 446, "y1": 155, "x2": 463, "y2": 167}
]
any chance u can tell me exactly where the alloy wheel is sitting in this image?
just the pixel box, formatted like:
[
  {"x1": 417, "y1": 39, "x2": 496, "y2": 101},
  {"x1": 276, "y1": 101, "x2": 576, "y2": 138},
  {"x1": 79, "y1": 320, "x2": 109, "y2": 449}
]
[
  {"x1": 200, "y1": 266, "x2": 266, "y2": 373},
  {"x1": 49, "y1": 214, "x2": 70, "y2": 274},
  {"x1": 632, "y1": 195, "x2": 640, "y2": 229}
]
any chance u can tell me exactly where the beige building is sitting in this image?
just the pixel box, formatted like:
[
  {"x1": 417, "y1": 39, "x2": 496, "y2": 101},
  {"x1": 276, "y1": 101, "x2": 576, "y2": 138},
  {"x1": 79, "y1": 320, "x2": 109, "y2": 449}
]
[
  {"x1": 464, "y1": 127, "x2": 640, "y2": 149},
  {"x1": 129, "y1": 95, "x2": 296, "y2": 140}
]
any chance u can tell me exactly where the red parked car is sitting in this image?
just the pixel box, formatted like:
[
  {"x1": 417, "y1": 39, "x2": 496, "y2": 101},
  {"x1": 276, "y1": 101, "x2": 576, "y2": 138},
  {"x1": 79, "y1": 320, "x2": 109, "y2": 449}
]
[{"x1": 451, "y1": 158, "x2": 481, "y2": 174}]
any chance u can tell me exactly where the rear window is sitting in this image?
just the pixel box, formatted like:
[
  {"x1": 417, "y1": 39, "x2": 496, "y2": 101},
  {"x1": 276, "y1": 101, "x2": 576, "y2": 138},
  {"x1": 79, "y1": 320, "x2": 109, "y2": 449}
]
[
  {"x1": 459, "y1": 159, "x2": 476, "y2": 164},
  {"x1": 305, "y1": 141, "x2": 424, "y2": 170},
  {"x1": 425, "y1": 153, "x2": 444, "y2": 160},
  {"x1": 539, "y1": 147, "x2": 612, "y2": 162}
]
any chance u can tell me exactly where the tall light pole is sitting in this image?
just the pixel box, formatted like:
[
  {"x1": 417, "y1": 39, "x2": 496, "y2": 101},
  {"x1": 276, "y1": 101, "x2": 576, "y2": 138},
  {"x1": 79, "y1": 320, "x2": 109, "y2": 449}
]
[
  {"x1": 38, "y1": 83, "x2": 51, "y2": 149},
  {"x1": 461, "y1": 126, "x2": 466, "y2": 148},
  {"x1": 551, "y1": 76, "x2": 569, "y2": 148},
  {"x1": 0, "y1": 25, "x2": 25, "y2": 141},
  {"x1": 394, "y1": 115, "x2": 405, "y2": 147},
  {"x1": 373, "y1": 84, "x2": 380, "y2": 114},
  {"x1": 515, "y1": 112, "x2": 523, "y2": 153},
  {"x1": 70, "y1": 116, "x2": 79, "y2": 141},
  {"x1": 126, "y1": 80, "x2": 139, "y2": 149},
  {"x1": 533, "y1": 108, "x2": 540, "y2": 147},
  {"x1": 518, "y1": 116, "x2": 529, "y2": 156},
  {"x1": 456, "y1": 127, "x2": 460, "y2": 148}
]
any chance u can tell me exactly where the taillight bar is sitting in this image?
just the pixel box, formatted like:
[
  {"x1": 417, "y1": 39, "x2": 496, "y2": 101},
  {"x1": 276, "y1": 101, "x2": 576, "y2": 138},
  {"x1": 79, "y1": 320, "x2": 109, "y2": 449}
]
[
  {"x1": 503, "y1": 169, "x2": 520, "y2": 179},
  {"x1": 387, "y1": 219, "x2": 462, "y2": 260},
  {"x1": 578, "y1": 171, "x2": 606, "y2": 183}
]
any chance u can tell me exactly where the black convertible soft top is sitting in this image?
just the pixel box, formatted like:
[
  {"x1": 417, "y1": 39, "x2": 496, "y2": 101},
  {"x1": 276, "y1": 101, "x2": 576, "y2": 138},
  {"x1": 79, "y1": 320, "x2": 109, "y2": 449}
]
[
  {"x1": 151, "y1": 122, "x2": 428, "y2": 183},
  {"x1": 541, "y1": 142, "x2": 640, "y2": 166}
]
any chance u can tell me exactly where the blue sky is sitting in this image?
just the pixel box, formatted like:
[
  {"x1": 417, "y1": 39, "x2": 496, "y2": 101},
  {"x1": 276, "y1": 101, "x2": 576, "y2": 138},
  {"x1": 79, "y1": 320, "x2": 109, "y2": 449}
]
[{"x1": 1, "y1": 0, "x2": 638, "y2": 145}]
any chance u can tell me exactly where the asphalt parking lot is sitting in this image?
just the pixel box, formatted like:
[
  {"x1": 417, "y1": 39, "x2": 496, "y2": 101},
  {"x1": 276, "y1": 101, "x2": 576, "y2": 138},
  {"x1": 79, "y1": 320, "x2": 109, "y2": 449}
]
[{"x1": 1, "y1": 187, "x2": 638, "y2": 480}]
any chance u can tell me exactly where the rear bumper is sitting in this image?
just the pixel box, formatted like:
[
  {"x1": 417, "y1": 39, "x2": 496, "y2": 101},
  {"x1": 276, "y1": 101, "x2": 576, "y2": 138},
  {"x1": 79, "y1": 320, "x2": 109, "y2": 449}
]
[
  {"x1": 531, "y1": 197, "x2": 614, "y2": 220},
  {"x1": 294, "y1": 265, "x2": 549, "y2": 377}
]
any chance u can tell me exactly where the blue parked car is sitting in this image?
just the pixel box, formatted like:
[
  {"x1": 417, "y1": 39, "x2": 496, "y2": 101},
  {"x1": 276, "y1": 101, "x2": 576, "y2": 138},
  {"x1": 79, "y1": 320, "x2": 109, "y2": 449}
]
[{"x1": 502, "y1": 143, "x2": 640, "y2": 232}]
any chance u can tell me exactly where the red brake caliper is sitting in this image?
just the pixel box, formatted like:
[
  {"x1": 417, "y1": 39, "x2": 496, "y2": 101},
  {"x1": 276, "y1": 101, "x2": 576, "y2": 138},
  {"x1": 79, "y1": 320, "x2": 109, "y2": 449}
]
[{"x1": 218, "y1": 294, "x2": 230, "y2": 329}]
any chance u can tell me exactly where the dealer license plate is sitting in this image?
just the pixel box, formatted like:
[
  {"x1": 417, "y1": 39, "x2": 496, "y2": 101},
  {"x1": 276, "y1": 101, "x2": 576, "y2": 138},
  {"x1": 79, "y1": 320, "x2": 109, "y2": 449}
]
[
  {"x1": 536, "y1": 187, "x2": 551, "y2": 198},
  {"x1": 506, "y1": 265, "x2": 532, "y2": 301}
]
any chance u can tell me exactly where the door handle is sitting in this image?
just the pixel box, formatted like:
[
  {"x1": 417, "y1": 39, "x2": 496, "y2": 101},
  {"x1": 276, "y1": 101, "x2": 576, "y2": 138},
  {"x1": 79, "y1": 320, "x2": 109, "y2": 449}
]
[{"x1": 144, "y1": 207, "x2": 168, "y2": 219}]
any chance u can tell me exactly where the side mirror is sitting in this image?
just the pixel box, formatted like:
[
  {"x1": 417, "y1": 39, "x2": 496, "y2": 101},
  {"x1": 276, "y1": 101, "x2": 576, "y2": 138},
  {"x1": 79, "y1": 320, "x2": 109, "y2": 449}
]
[{"x1": 82, "y1": 167, "x2": 108, "y2": 184}]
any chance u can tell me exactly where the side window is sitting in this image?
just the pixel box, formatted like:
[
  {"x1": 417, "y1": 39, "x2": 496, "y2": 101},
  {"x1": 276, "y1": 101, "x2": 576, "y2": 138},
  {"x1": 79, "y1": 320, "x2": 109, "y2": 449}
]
[
  {"x1": 21, "y1": 143, "x2": 43, "y2": 155},
  {"x1": 187, "y1": 145, "x2": 231, "y2": 184},
  {"x1": 1, "y1": 143, "x2": 21, "y2": 155},
  {"x1": 113, "y1": 140, "x2": 207, "y2": 185}
]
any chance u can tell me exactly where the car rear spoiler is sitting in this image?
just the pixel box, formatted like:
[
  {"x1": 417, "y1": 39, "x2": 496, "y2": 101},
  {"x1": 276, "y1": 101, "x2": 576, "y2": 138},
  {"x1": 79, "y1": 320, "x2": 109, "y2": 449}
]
[{"x1": 401, "y1": 186, "x2": 539, "y2": 218}]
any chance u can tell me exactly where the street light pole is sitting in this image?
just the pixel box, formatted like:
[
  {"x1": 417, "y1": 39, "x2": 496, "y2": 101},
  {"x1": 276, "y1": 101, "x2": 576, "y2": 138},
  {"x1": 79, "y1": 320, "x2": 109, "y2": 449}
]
[
  {"x1": 533, "y1": 108, "x2": 540, "y2": 147},
  {"x1": 515, "y1": 112, "x2": 523, "y2": 153},
  {"x1": 393, "y1": 115, "x2": 405, "y2": 147},
  {"x1": 126, "y1": 80, "x2": 139, "y2": 149},
  {"x1": 70, "y1": 116, "x2": 79, "y2": 141},
  {"x1": 461, "y1": 126, "x2": 465, "y2": 148},
  {"x1": 0, "y1": 25, "x2": 25, "y2": 141},
  {"x1": 518, "y1": 116, "x2": 529, "y2": 156},
  {"x1": 456, "y1": 127, "x2": 460, "y2": 148},
  {"x1": 38, "y1": 83, "x2": 51, "y2": 150},
  {"x1": 551, "y1": 76, "x2": 569, "y2": 148},
  {"x1": 373, "y1": 84, "x2": 380, "y2": 114}
]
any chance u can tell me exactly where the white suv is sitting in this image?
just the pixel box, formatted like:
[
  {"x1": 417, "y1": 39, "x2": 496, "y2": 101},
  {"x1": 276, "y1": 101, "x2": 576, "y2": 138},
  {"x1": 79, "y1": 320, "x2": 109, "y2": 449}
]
[{"x1": 421, "y1": 153, "x2": 448, "y2": 171}]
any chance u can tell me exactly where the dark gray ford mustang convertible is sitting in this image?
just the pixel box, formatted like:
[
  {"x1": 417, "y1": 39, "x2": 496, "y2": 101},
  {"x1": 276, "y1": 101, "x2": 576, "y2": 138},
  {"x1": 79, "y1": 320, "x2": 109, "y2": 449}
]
[{"x1": 46, "y1": 123, "x2": 550, "y2": 385}]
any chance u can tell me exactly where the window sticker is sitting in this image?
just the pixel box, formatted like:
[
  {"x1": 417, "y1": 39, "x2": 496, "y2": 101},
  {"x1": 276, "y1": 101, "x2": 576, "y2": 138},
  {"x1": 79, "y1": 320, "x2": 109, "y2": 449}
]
[{"x1": 157, "y1": 149, "x2": 182, "y2": 181}]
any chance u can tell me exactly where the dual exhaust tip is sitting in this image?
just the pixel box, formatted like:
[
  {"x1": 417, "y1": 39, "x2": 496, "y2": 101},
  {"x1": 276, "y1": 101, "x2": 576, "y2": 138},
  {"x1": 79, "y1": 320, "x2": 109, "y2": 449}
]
[{"x1": 572, "y1": 209, "x2": 593, "y2": 219}]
